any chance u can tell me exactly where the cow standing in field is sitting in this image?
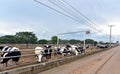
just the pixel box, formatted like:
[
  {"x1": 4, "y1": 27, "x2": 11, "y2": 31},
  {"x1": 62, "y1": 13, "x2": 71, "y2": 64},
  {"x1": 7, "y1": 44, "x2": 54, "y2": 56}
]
[
  {"x1": 35, "y1": 45, "x2": 52, "y2": 62},
  {"x1": 78, "y1": 46, "x2": 85, "y2": 55},
  {"x1": 54, "y1": 44, "x2": 79, "y2": 56},
  {"x1": 97, "y1": 44, "x2": 109, "y2": 49},
  {"x1": 35, "y1": 46, "x2": 44, "y2": 62},
  {"x1": 66, "y1": 45, "x2": 79, "y2": 56},
  {"x1": 44, "y1": 45, "x2": 52, "y2": 59},
  {"x1": 0, "y1": 46, "x2": 21, "y2": 67},
  {"x1": 54, "y1": 46, "x2": 71, "y2": 57}
]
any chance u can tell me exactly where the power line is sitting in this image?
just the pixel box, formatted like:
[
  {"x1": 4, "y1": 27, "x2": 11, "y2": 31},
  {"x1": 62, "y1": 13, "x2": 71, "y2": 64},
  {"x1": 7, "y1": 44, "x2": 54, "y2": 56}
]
[
  {"x1": 33, "y1": 0, "x2": 108, "y2": 36},
  {"x1": 33, "y1": 0, "x2": 85, "y2": 24},
  {"x1": 33, "y1": 0, "x2": 102, "y2": 35},
  {"x1": 48, "y1": 0, "x2": 107, "y2": 35},
  {"x1": 49, "y1": 0, "x2": 99, "y2": 31},
  {"x1": 48, "y1": 0, "x2": 89, "y2": 25},
  {"x1": 61, "y1": 0, "x2": 105, "y2": 32}
]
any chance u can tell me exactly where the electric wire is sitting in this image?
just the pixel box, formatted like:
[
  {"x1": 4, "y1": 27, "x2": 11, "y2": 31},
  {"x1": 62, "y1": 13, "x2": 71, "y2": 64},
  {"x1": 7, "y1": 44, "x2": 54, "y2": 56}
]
[
  {"x1": 52, "y1": 0, "x2": 108, "y2": 35},
  {"x1": 33, "y1": 0, "x2": 108, "y2": 36},
  {"x1": 49, "y1": 0, "x2": 101, "y2": 32},
  {"x1": 61, "y1": 0, "x2": 105, "y2": 32}
]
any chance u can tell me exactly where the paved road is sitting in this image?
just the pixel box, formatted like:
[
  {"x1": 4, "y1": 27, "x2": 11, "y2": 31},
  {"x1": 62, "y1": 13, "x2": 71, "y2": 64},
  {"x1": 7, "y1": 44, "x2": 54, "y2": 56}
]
[{"x1": 39, "y1": 46, "x2": 119, "y2": 74}]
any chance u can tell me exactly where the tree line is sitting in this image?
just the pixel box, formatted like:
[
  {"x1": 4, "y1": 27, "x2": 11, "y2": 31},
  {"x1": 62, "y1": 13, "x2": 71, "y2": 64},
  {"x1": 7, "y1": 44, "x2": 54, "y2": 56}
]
[{"x1": 0, "y1": 32, "x2": 98, "y2": 45}]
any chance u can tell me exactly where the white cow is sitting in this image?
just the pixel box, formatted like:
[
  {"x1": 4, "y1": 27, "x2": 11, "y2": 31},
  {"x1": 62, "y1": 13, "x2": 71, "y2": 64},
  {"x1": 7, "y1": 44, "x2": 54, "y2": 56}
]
[
  {"x1": 35, "y1": 46, "x2": 44, "y2": 62},
  {"x1": 69, "y1": 45, "x2": 79, "y2": 56},
  {"x1": 54, "y1": 46, "x2": 70, "y2": 56},
  {"x1": 54, "y1": 45, "x2": 79, "y2": 56}
]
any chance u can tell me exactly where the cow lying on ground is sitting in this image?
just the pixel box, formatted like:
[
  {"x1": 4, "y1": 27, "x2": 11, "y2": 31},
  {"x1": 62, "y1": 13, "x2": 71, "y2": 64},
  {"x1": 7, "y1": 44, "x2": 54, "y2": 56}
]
[{"x1": 0, "y1": 46, "x2": 21, "y2": 67}]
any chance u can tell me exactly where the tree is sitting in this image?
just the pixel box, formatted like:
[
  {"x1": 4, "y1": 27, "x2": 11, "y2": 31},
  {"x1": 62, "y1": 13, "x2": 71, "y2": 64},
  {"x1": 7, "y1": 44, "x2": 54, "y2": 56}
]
[
  {"x1": 51, "y1": 36, "x2": 58, "y2": 44},
  {"x1": 38, "y1": 39, "x2": 48, "y2": 44},
  {"x1": 15, "y1": 32, "x2": 38, "y2": 44},
  {"x1": 94, "y1": 41, "x2": 98, "y2": 46},
  {"x1": 69, "y1": 39, "x2": 81, "y2": 44},
  {"x1": 0, "y1": 35, "x2": 16, "y2": 44},
  {"x1": 85, "y1": 39, "x2": 94, "y2": 44},
  {"x1": 59, "y1": 39, "x2": 68, "y2": 44},
  {"x1": 99, "y1": 41, "x2": 104, "y2": 44}
]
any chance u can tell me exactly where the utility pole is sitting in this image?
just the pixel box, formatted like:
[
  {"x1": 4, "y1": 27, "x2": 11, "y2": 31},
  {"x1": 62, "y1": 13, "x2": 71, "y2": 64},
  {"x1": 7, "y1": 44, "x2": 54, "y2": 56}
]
[
  {"x1": 84, "y1": 31, "x2": 90, "y2": 50},
  {"x1": 56, "y1": 30, "x2": 90, "y2": 48},
  {"x1": 57, "y1": 35, "x2": 59, "y2": 48},
  {"x1": 108, "y1": 25, "x2": 115, "y2": 47}
]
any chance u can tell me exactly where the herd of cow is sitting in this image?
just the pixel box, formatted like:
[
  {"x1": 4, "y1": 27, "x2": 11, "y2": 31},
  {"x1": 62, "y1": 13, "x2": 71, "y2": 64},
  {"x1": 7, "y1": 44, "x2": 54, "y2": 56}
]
[
  {"x1": 35, "y1": 44, "x2": 86, "y2": 63},
  {"x1": 0, "y1": 44, "x2": 109, "y2": 67}
]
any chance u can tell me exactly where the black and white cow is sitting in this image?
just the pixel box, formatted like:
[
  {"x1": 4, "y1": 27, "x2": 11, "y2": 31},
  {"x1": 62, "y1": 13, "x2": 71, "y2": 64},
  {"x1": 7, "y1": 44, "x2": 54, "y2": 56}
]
[
  {"x1": 65, "y1": 44, "x2": 86, "y2": 55},
  {"x1": 0, "y1": 46, "x2": 21, "y2": 67},
  {"x1": 34, "y1": 45, "x2": 52, "y2": 62},
  {"x1": 54, "y1": 45, "x2": 72, "y2": 57},
  {"x1": 54, "y1": 44, "x2": 79, "y2": 56},
  {"x1": 66, "y1": 45, "x2": 79, "y2": 56},
  {"x1": 35, "y1": 46, "x2": 44, "y2": 62},
  {"x1": 77, "y1": 46, "x2": 85, "y2": 54},
  {"x1": 44, "y1": 45, "x2": 52, "y2": 59},
  {"x1": 97, "y1": 44, "x2": 108, "y2": 49}
]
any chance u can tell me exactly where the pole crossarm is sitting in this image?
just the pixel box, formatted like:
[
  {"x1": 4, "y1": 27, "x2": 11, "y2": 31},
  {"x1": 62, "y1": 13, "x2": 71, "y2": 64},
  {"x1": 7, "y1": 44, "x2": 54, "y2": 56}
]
[{"x1": 57, "y1": 30, "x2": 90, "y2": 35}]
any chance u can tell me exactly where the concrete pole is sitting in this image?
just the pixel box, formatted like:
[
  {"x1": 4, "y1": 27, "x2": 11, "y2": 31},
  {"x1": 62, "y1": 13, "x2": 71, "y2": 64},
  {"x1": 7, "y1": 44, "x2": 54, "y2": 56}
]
[
  {"x1": 83, "y1": 32, "x2": 86, "y2": 50},
  {"x1": 108, "y1": 25, "x2": 115, "y2": 47},
  {"x1": 57, "y1": 35, "x2": 59, "y2": 48}
]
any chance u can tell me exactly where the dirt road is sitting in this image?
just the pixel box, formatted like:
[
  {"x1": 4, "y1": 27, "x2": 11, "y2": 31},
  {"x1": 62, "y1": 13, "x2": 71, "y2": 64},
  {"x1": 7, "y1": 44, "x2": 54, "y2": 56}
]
[{"x1": 39, "y1": 46, "x2": 119, "y2": 74}]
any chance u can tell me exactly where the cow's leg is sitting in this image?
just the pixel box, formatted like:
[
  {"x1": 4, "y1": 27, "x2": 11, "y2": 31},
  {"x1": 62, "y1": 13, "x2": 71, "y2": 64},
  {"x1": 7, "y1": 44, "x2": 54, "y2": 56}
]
[
  {"x1": 46, "y1": 54, "x2": 48, "y2": 59},
  {"x1": 49, "y1": 54, "x2": 51, "y2": 59},
  {"x1": 14, "y1": 61, "x2": 18, "y2": 65},
  {"x1": 62, "y1": 53, "x2": 65, "y2": 57},
  {"x1": 48, "y1": 54, "x2": 51, "y2": 59},
  {"x1": 5, "y1": 62, "x2": 7, "y2": 67},
  {"x1": 75, "y1": 50, "x2": 78, "y2": 56}
]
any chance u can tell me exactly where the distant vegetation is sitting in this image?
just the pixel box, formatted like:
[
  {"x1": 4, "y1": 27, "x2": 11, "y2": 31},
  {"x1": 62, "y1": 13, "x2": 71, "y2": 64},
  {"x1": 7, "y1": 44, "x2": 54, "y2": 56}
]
[{"x1": 0, "y1": 31, "x2": 107, "y2": 45}]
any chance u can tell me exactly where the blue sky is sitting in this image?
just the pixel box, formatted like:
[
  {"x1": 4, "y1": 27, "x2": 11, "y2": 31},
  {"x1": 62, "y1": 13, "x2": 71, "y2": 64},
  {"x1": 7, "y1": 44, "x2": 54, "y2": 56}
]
[{"x1": 0, "y1": 0, "x2": 120, "y2": 42}]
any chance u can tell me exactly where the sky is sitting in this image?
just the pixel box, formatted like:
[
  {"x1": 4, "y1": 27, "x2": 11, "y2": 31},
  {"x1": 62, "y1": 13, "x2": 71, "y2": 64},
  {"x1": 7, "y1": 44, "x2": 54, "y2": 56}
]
[{"x1": 0, "y1": 0, "x2": 120, "y2": 42}]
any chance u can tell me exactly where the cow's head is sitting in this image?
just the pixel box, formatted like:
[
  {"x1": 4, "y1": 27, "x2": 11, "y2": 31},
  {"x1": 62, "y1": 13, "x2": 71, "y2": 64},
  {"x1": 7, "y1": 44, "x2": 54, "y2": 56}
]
[
  {"x1": 0, "y1": 46, "x2": 4, "y2": 51},
  {"x1": 0, "y1": 53, "x2": 10, "y2": 64},
  {"x1": 44, "y1": 45, "x2": 51, "y2": 48}
]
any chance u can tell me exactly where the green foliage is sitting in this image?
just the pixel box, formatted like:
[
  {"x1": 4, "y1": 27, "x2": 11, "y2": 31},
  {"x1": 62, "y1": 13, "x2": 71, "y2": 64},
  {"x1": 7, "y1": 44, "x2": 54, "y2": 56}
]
[
  {"x1": 94, "y1": 41, "x2": 98, "y2": 46},
  {"x1": 59, "y1": 39, "x2": 68, "y2": 44},
  {"x1": 0, "y1": 32, "x2": 99, "y2": 45},
  {"x1": 38, "y1": 39, "x2": 48, "y2": 44},
  {"x1": 0, "y1": 32, "x2": 38, "y2": 44},
  {"x1": 85, "y1": 39, "x2": 95, "y2": 44},
  {"x1": 51, "y1": 36, "x2": 58, "y2": 44},
  {"x1": 0, "y1": 35, "x2": 16, "y2": 43},
  {"x1": 99, "y1": 41, "x2": 104, "y2": 44},
  {"x1": 15, "y1": 32, "x2": 38, "y2": 44},
  {"x1": 68, "y1": 39, "x2": 81, "y2": 44}
]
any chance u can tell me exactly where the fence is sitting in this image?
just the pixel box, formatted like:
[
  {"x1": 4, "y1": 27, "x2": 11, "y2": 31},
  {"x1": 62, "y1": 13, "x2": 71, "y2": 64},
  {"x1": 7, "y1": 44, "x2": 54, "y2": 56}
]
[{"x1": 0, "y1": 44, "x2": 118, "y2": 74}]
